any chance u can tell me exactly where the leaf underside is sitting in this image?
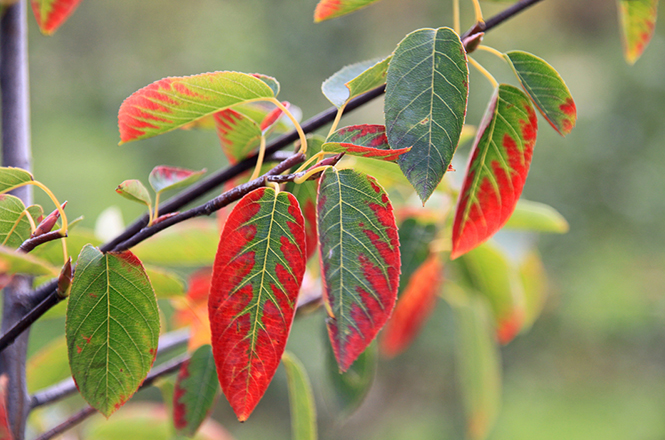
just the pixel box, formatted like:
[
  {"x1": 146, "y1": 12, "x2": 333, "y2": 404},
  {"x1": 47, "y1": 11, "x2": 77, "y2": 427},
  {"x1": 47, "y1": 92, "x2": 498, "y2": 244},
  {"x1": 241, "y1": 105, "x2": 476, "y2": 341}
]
[
  {"x1": 323, "y1": 124, "x2": 410, "y2": 162},
  {"x1": 314, "y1": 0, "x2": 383, "y2": 22},
  {"x1": 149, "y1": 166, "x2": 205, "y2": 194},
  {"x1": 30, "y1": 0, "x2": 83, "y2": 35},
  {"x1": 214, "y1": 108, "x2": 262, "y2": 164},
  {"x1": 322, "y1": 57, "x2": 390, "y2": 108},
  {"x1": 618, "y1": 0, "x2": 659, "y2": 64}
]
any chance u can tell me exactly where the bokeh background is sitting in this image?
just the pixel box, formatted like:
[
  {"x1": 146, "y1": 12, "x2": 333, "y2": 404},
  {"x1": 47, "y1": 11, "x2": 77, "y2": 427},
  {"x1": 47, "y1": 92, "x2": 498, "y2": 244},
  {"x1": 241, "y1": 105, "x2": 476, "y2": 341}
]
[{"x1": 23, "y1": 0, "x2": 665, "y2": 438}]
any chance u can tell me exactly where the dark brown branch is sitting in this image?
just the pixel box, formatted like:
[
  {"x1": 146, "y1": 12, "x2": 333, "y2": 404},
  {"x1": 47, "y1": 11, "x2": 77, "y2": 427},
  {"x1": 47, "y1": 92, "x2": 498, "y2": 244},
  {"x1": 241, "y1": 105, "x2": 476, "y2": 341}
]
[{"x1": 18, "y1": 231, "x2": 65, "y2": 253}]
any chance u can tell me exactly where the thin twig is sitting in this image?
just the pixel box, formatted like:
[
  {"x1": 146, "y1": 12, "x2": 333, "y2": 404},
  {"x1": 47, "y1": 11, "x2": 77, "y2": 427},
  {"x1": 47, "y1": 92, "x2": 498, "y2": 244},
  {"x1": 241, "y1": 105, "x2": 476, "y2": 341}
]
[{"x1": 18, "y1": 231, "x2": 65, "y2": 253}]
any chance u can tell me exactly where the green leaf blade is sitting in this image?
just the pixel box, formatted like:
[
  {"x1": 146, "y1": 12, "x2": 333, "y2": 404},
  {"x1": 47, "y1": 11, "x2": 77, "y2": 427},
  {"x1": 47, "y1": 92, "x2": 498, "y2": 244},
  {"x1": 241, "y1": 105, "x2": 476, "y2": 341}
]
[
  {"x1": 0, "y1": 195, "x2": 37, "y2": 249},
  {"x1": 282, "y1": 351, "x2": 318, "y2": 440},
  {"x1": 322, "y1": 57, "x2": 390, "y2": 108},
  {"x1": 326, "y1": 340, "x2": 377, "y2": 417},
  {"x1": 0, "y1": 245, "x2": 58, "y2": 276},
  {"x1": 504, "y1": 199, "x2": 569, "y2": 233},
  {"x1": 618, "y1": 0, "x2": 659, "y2": 64},
  {"x1": 115, "y1": 180, "x2": 152, "y2": 207},
  {"x1": 0, "y1": 166, "x2": 33, "y2": 193}
]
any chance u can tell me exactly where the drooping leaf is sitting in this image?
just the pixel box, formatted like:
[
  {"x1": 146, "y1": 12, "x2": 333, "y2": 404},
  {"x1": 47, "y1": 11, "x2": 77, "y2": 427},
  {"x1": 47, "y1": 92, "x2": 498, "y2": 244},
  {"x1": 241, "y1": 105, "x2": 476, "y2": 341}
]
[
  {"x1": 617, "y1": 0, "x2": 659, "y2": 64},
  {"x1": 323, "y1": 124, "x2": 410, "y2": 162},
  {"x1": 209, "y1": 187, "x2": 306, "y2": 421},
  {"x1": 214, "y1": 109, "x2": 263, "y2": 164},
  {"x1": 385, "y1": 27, "x2": 469, "y2": 203},
  {"x1": 322, "y1": 57, "x2": 390, "y2": 108},
  {"x1": 118, "y1": 72, "x2": 277, "y2": 144},
  {"x1": 317, "y1": 168, "x2": 400, "y2": 371},
  {"x1": 0, "y1": 246, "x2": 58, "y2": 276},
  {"x1": 30, "y1": 0, "x2": 83, "y2": 35},
  {"x1": 314, "y1": 0, "x2": 383, "y2": 22},
  {"x1": 518, "y1": 250, "x2": 548, "y2": 333},
  {"x1": 503, "y1": 199, "x2": 569, "y2": 233},
  {"x1": 66, "y1": 245, "x2": 160, "y2": 417},
  {"x1": 0, "y1": 195, "x2": 39, "y2": 249},
  {"x1": 505, "y1": 50, "x2": 576, "y2": 136},
  {"x1": 149, "y1": 166, "x2": 206, "y2": 195},
  {"x1": 27, "y1": 336, "x2": 70, "y2": 394},
  {"x1": 0, "y1": 167, "x2": 33, "y2": 193},
  {"x1": 380, "y1": 255, "x2": 443, "y2": 358},
  {"x1": 115, "y1": 180, "x2": 152, "y2": 207},
  {"x1": 132, "y1": 219, "x2": 218, "y2": 266},
  {"x1": 396, "y1": 217, "x2": 438, "y2": 294},
  {"x1": 173, "y1": 344, "x2": 219, "y2": 437},
  {"x1": 451, "y1": 85, "x2": 538, "y2": 259},
  {"x1": 0, "y1": 375, "x2": 11, "y2": 440},
  {"x1": 145, "y1": 265, "x2": 186, "y2": 299},
  {"x1": 282, "y1": 351, "x2": 317, "y2": 440}
]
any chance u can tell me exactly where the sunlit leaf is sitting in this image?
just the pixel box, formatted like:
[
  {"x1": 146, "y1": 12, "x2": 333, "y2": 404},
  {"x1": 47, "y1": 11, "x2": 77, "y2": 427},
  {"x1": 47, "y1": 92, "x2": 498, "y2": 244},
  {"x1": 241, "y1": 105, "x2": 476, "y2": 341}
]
[
  {"x1": 253, "y1": 73, "x2": 280, "y2": 96},
  {"x1": 118, "y1": 72, "x2": 277, "y2": 144},
  {"x1": 503, "y1": 199, "x2": 569, "y2": 233},
  {"x1": 27, "y1": 336, "x2": 69, "y2": 394},
  {"x1": 209, "y1": 187, "x2": 306, "y2": 421},
  {"x1": 149, "y1": 166, "x2": 206, "y2": 195},
  {"x1": 396, "y1": 217, "x2": 438, "y2": 294},
  {"x1": 323, "y1": 124, "x2": 410, "y2": 162},
  {"x1": 317, "y1": 168, "x2": 400, "y2": 371},
  {"x1": 282, "y1": 351, "x2": 317, "y2": 440},
  {"x1": 385, "y1": 27, "x2": 469, "y2": 203},
  {"x1": 0, "y1": 245, "x2": 58, "y2": 276},
  {"x1": 0, "y1": 167, "x2": 33, "y2": 193},
  {"x1": 325, "y1": 339, "x2": 376, "y2": 417},
  {"x1": 451, "y1": 85, "x2": 538, "y2": 259},
  {"x1": 505, "y1": 51, "x2": 576, "y2": 136},
  {"x1": 617, "y1": 0, "x2": 659, "y2": 64},
  {"x1": 115, "y1": 180, "x2": 152, "y2": 207},
  {"x1": 322, "y1": 57, "x2": 390, "y2": 108},
  {"x1": 30, "y1": 0, "x2": 83, "y2": 34},
  {"x1": 0, "y1": 195, "x2": 38, "y2": 249},
  {"x1": 66, "y1": 245, "x2": 160, "y2": 417},
  {"x1": 145, "y1": 265, "x2": 186, "y2": 299},
  {"x1": 518, "y1": 250, "x2": 548, "y2": 333},
  {"x1": 173, "y1": 344, "x2": 219, "y2": 437},
  {"x1": 314, "y1": 0, "x2": 383, "y2": 22},
  {"x1": 380, "y1": 255, "x2": 442, "y2": 358},
  {"x1": 214, "y1": 109, "x2": 262, "y2": 164}
]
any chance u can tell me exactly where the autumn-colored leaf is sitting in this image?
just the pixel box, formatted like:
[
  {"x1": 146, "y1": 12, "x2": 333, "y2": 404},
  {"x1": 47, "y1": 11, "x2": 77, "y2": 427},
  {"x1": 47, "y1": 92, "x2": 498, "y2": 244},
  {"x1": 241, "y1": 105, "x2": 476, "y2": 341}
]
[
  {"x1": 451, "y1": 85, "x2": 538, "y2": 259},
  {"x1": 325, "y1": 338, "x2": 376, "y2": 417},
  {"x1": 314, "y1": 0, "x2": 383, "y2": 22},
  {"x1": 149, "y1": 166, "x2": 206, "y2": 194},
  {"x1": 282, "y1": 351, "x2": 317, "y2": 440},
  {"x1": 322, "y1": 57, "x2": 391, "y2": 108},
  {"x1": 0, "y1": 375, "x2": 12, "y2": 440},
  {"x1": 236, "y1": 101, "x2": 300, "y2": 134},
  {"x1": 317, "y1": 168, "x2": 400, "y2": 371},
  {"x1": 380, "y1": 255, "x2": 443, "y2": 358},
  {"x1": 115, "y1": 179, "x2": 152, "y2": 207},
  {"x1": 504, "y1": 199, "x2": 569, "y2": 233},
  {"x1": 617, "y1": 0, "x2": 659, "y2": 64},
  {"x1": 0, "y1": 166, "x2": 33, "y2": 193},
  {"x1": 209, "y1": 187, "x2": 306, "y2": 421},
  {"x1": 214, "y1": 109, "x2": 263, "y2": 164},
  {"x1": 66, "y1": 245, "x2": 160, "y2": 417},
  {"x1": 505, "y1": 50, "x2": 576, "y2": 136},
  {"x1": 173, "y1": 344, "x2": 219, "y2": 437},
  {"x1": 385, "y1": 27, "x2": 469, "y2": 203},
  {"x1": 323, "y1": 124, "x2": 410, "y2": 162},
  {"x1": 260, "y1": 101, "x2": 290, "y2": 133},
  {"x1": 118, "y1": 72, "x2": 277, "y2": 144},
  {"x1": 30, "y1": 0, "x2": 82, "y2": 35}
]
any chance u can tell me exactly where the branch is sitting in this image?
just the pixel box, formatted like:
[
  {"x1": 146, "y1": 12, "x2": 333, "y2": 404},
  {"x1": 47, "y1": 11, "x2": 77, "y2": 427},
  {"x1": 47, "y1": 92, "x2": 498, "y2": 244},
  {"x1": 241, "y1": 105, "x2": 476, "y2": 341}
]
[{"x1": 18, "y1": 231, "x2": 65, "y2": 253}]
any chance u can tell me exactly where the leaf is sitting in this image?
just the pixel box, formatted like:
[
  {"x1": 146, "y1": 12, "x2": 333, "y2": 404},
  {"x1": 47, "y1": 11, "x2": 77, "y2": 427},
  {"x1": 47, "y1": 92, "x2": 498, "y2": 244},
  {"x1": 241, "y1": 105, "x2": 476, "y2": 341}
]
[
  {"x1": 214, "y1": 109, "x2": 262, "y2": 164},
  {"x1": 252, "y1": 73, "x2": 280, "y2": 96},
  {"x1": 505, "y1": 50, "x2": 577, "y2": 136},
  {"x1": 173, "y1": 344, "x2": 219, "y2": 437},
  {"x1": 173, "y1": 268, "x2": 213, "y2": 351},
  {"x1": 325, "y1": 339, "x2": 377, "y2": 417},
  {"x1": 145, "y1": 265, "x2": 186, "y2": 299},
  {"x1": 282, "y1": 351, "x2": 317, "y2": 440},
  {"x1": 235, "y1": 101, "x2": 300, "y2": 134},
  {"x1": 385, "y1": 27, "x2": 469, "y2": 203},
  {"x1": 323, "y1": 124, "x2": 410, "y2": 162},
  {"x1": 451, "y1": 85, "x2": 538, "y2": 259},
  {"x1": 30, "y1": 0, "x2": 83, "y2": 34},
  {"x1": 149, "y1": 166, "x2": 206, "y2": 194},
  {"x1": 395, "y1": 217, "x2": 438, "y2": 295},
  {"x1": 617, "y1": 0, "x2": 659, "y2": 64},
  {"x1": 317, "y1": 168, "x2": 400, "y2": 371},
  {"x1": 518, "y1": 250, "x2": 548, "y2": 333},
  {"x1": 0, "y1": 375, "x2": 11, "y2": 440},
  {"x1": 0, "y1": 246, "x2": 58, "y2": 276},
  {"x1": 314, "y1": 0, "x2": 382, "y2": 21},
  {"x1": 209, "y1": 187, "x2": 307, "y2": 421},
  {"x1": 260, "y1": 101, "x2": 290, "y2": 134},
  {"x1": 322, "y1": 57, "x2": 390, "y2": 108},
  {"x1": 115, "y1": 180, "x2": 152, "y2": 207},
  {"x1": 503, "y1": 199, "x2": 569, "y2": 233},
  {"x1": 0, "y1": 167, "x2": 33, "y2": 193},
  {"x1": 118, "y1": 71, "x2": 277, "y2": 144},
  {"x1": 0, "y1": 195, "x2": 37, "y2": 249},
  {"x1": 66, "y1": 245, "x2": 160, "y2": 417},
  {"x1": 27, "y1": 336, "x2": 70, "y2": 394},
  {"x1": 380, "y1": 255, "x2": 443, "y2": 358}
]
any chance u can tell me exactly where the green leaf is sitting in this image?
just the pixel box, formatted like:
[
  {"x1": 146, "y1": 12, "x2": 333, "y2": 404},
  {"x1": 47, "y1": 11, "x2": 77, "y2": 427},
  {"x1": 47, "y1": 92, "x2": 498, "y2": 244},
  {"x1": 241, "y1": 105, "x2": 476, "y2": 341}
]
[
  {"x1": 617, "y1": 0, "x2": 659, "y2": 64},
  {"x1": 518, "y1": 250, "x2": 548, "y2": 333},
  {"x1": 66, "y1": 245, "x2": 160, "y2": 417},
  {"x1": 116, "y1": 180, "x2": 152, "y2": 207},
  {"x1": 173, "y1": 344, "x2": 219, "y2": 437},
  {"x1": 451, "y1": 85, "x2": 538, "y2": 259},
  {"x1": 0, "y1": 195, "x2": 36, "y2": 249},
  {"x1": 503, "y1": 199, "x2": 569, "y2": 233},
  {"x1": 27, "y1": 336, "x2": 70, "y2": 394},
  {"x1": 30, "y1": 0, "x2": 83, "y2": 35},
  {"x1": 209, "y1": 187, "x2": 307, "y2": 421},
  {"x1": 396, "y1": 217, "x2": 438, "y2": 295},
  {"x1": 118, "y1": 72, "x2": 277, "y2": 143},
  {"x1": 214, "y1": 108, "x2": 263, "y2": 164},
  {"x1": 326, "y1": 339, "x2": 377, "y2": 417},
  {"x1": 282, "y1": 351, "x2": 318, "y2": 440},
  {"x1": 385, "y1": 27, "x2": 469, "y2": 203},
  {"x1": 505, "y1": 50, "x2": 577, "y2": 136},
  {"x1": 253, "y1": 73, "x2": 281, "y2": 96},
  {"x1": 0, "y1": 245, "x2": 59, "y2": 276},
  {"x1": 323, "y1": 124, "x2": 410, "y2": 162},
  {"x1": 322, "y1": 57, "x2": 390, "y2": 108},
  {"x1": 314, "y1": 0, "x2": 383, "y2": 21},
  {"x1": 149, "y1": 166, "x2": 206, "y2": 195},
  {"x1": 317, "y1": 168, "x2": 400, "y2": 371},
  {"x1": 0, "y1": 166, "x2": 33, "y2": 193},
  {"x1": 145, "y1": 265, "x2": 186, "y2": 299}
]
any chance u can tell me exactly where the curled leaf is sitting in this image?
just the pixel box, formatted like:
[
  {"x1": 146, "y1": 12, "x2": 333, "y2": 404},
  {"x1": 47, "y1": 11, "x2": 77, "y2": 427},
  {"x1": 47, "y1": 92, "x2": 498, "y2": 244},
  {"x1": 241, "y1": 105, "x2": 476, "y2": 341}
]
[
  {"x1": 115, "y1": 179, "x2": 152, "y2": 207},
  {"x1": 149, "y1": 166, "x2": 206, "y2": 194}
]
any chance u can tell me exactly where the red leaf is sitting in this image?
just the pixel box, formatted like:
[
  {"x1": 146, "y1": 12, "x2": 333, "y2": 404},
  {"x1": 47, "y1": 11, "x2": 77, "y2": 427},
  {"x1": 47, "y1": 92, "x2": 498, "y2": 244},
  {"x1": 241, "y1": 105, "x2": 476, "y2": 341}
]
[
  {"x1": 31, "y1": 0, "x2": 83, "y2": 35},
  {"x1": 0, "y1": 376, "x2": 12, "y2": 440}
]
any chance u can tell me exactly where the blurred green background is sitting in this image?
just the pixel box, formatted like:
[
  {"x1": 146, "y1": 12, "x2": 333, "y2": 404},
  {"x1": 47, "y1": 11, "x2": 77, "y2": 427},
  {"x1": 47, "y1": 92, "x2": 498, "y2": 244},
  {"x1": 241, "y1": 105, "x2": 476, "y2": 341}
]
[{"x1": 22, "y1": 0, "x2": 665, "y2": 438}]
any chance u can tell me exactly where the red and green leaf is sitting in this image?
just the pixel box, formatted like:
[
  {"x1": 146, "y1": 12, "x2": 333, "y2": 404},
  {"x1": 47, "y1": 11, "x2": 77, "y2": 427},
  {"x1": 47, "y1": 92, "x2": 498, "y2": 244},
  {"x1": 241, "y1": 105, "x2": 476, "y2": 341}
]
[
  {"x1": 322, "y1": 57, "x2": 391, "y2": 108},
  {"x1": 115, "y1": 179, "x2": 152, "y2": 207},
  {"x1": 149, "y1": 166, "x2": 206, "y2": 194},
  {"x1": 260, "y1": 101, "x2": 290, "y2": 134},
  {"x1": 314, "y1": 0, "x2": 383, "y2": 22},
  {"x1": 214, "y1": 109, "x2": 262, "y2": 164},
  {"x1": 323, "y1": 124, "x2": 410, "y2": 162},
  {"x1": 173, "y1": 344, "x2": 219, "y2": 437},
  {"x1": 317, "y1": 168, "x2": 400, "y2": 371},
  {"x1": 380, "y1": 254, "x2": 443, "y2": 358},
  {"x1": 209, "y1": 187, "x2": 306, "y2": 421},
  {"x1": 118, "y1": 72, "x2": 277, "y2": 144},
  {"x1": 617, "y1": 0, "x2": 659, "y2": 64},
  {"x1": 282, "y1": 351, "x2": 317, "y2": 440},
  {"x1": 30, "y1": 0, "x2": 83, "y2": 35},
  {"x1": 385, "y1": 27, "x2": 469, "y2": 203},
  {"x1": 451, "y1": 85, "x2": 538, "y2": 259},
  {"x1": 66, "y1": 245, "x2": 160, "y2": 417},
  {"x1": 505, "y1": 51, "x2": 576, "y2": 136}
]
